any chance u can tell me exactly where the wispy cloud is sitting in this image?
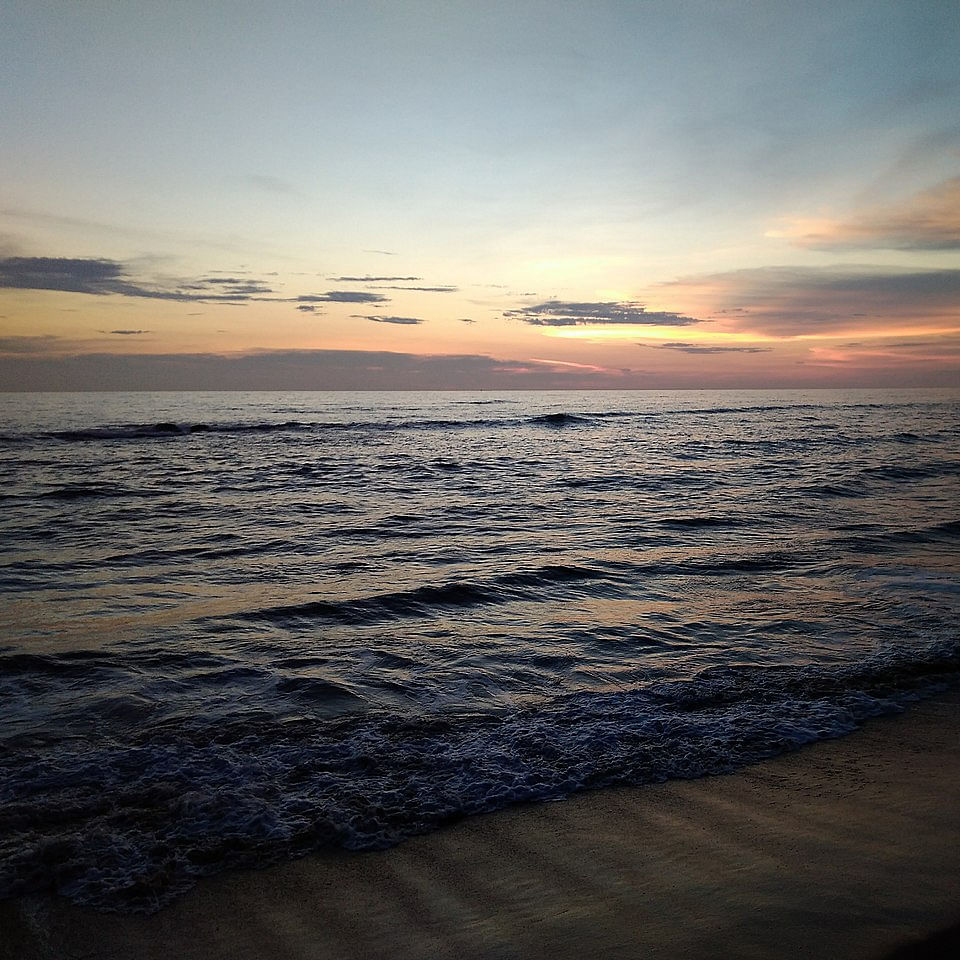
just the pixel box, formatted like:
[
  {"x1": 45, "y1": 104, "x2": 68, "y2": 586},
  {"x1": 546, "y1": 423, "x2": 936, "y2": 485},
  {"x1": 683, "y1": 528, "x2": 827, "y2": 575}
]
[
  {"x1": 101, "y1": 329, "x2": 151, "y2": 335},
  {"x1": 186, "y1": 280, "x2": 273, "y2": 295},
  {"x1": 505, "y1": 300, "x2": 701, "y2": 327},
  {"x1": 526, "y1": 357, "x2": 609, "y2": 372},
  {"x1": 350, "y1": 314, "x2": 425, "y2": 325},
  {"x1": 330, "y1": 275, "x2": 422, "y2": 282},
  {"x1": 297, "y1": 291, "x2": 389, "y2": 303},
  {"x1": 774, "y1": 177, "x2": 960, "y2": 251},
  {"x1": 651, "y1": 342, "x2": 771, "y2": 354},
  {"x1": 374, "y1": 285, "x2": 459, "y2": 293}
]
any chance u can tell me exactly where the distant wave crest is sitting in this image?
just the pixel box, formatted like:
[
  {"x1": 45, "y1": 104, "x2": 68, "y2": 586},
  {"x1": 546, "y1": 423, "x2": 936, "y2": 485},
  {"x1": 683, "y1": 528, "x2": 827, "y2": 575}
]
[{"x1": 1, "y1": 397, "x2": 947, "y2": 445}]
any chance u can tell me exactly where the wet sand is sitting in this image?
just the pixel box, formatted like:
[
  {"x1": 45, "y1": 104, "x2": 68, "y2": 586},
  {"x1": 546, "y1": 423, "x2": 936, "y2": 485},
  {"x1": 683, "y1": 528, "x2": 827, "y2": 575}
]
[{"x1": 3, "y1": 690, "x2": 959, "y2": 960}]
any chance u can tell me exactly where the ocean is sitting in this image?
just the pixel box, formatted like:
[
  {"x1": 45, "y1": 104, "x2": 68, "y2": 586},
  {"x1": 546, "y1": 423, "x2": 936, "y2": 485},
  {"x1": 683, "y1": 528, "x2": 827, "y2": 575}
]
[{"x1": 1, "y1": 389, "x2": 959, "y2": 912}]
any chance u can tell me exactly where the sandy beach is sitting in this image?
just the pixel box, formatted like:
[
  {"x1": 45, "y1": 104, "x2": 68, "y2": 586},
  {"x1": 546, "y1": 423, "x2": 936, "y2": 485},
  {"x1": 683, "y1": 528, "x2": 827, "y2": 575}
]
[{"x1": 3, "y1": 688, "x2": 959, "y2": 960}]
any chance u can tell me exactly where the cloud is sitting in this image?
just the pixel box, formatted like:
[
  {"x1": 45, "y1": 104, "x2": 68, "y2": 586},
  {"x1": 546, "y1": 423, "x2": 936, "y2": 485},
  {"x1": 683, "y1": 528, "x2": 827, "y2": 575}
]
[
  {"x1": 777, "y1": 177, "x2": 960, "y2": 251},
  {"x1": 0, "y1": 256, "x2": 274, "y2": 302},
  {"x1": 652, "y1": 342, "x2": 772, "y2": 354},
  {"x1": 329, "y1": 275, "x2": 422, "y2": 282},
  {"x1": 197, "y1": 277, "x2": 274, "y2": 294},
  {"x1": 326, "y1": 275, "x2": 458, "y2": 292},
  {"x1": 350, "y1": 315, "x2": 425, "y2": 325},
  {"x1": 526, "y1": 357, "x2": 609, "y2": 372},
  {"x1": 0, "y1": 257, "x2": 124, "y2": 294},
  {"x1": 506, "y1": 300, "x2": 701, "y2": 327},
  {"x1": 880, "y1": 336, "x2": 960, "y2": 351},
  {"x1": 0, "y1": 255, "x2": 406, "y2": 312},
  {"x1": 4, "y1": 344, "x2": 954, "y2": 391},
  {"x1": 458, "y1": 318, "x2": 476, "y2": 323},
  {"x1": 188, "y1": 280, "x2": 273, "y2": 295},
  {"x1": 363, "y1": 249, "x2": 397, "y2": 256},
  {"x1": 296, "y1": 304, "x2": 318, "y2": 313},
  {"x1": 297, "y1": 291, "x2": 389, "y2": 303},
  {"x1": 0, "y1": 348, "x2": 634, "y2": 390},
  {"x1": 102, "y1": 329, "x2": 150, "y2": 335},
  {"x1": 662, "y1": 266, "x2": 960, "y2": 337},
  {"x1": 374, "y1": 285, "x2": 459, "y2": 293}
]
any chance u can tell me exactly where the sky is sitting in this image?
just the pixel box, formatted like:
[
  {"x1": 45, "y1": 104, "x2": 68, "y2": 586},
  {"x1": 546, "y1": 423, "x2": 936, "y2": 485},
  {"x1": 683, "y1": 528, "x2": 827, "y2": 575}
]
[{"x1": 1, "y1": 0, "x2": 959, "y2": 390}]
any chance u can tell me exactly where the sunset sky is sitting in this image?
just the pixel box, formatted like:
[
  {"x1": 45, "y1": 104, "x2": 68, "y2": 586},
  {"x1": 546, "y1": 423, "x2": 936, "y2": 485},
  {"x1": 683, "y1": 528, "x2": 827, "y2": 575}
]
[{"x1": 2, "y1": 0, "x2": 959, "y2": 389}]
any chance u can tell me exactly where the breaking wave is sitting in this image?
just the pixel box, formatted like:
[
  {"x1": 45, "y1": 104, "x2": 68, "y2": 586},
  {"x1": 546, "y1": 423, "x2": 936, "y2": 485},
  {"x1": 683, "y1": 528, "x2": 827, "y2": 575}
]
[{"x1": 1, "y1": 639, "x2": 957, "y2": 912}]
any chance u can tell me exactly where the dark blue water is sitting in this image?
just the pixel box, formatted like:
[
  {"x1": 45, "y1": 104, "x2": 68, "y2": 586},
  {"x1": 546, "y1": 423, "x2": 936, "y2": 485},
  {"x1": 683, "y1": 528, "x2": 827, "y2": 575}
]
[{"x1": 1, "y1": 389, "x2": 959, "y2": 911}]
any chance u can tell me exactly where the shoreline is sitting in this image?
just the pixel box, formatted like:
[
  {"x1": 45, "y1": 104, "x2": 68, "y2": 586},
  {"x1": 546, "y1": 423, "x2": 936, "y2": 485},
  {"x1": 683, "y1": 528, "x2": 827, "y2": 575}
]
[{"x1": 4, "y1": 689, "x2": 960, "y2": 960}]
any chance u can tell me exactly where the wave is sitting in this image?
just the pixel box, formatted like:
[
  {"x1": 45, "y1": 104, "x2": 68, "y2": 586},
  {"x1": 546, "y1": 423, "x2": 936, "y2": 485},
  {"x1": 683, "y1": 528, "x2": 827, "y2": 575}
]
[
  {"x1": 232, "y1": 564, "x2": 609, "y2": 626},
  {"x1": 44, "y1": 421, "x2": 319, "y2": 442},
  {"x1": 0, "y1": 650, "x2": 120, "y2": 677},
  {"x1": 8, "y1": 397, "x2": 949, "y2": 444},
  {"x1": 798, "y1": 482, "x2": 865, "y2": 499},
  {"x1": 2, "y1": 638, "x2": 956, "y2": 912},
  {"x1": 861, "y1": 460, "x2": 960, "y2": 482},
  {"x1": 529, "y1": 412, "x2": 591, "y2": 426},
  {"x1": 38, "y1": 413, "x2": 599, "y2": 440},
  {"x1": 656, "y1": 515, "x2": 742, "y2": 529},
  {"x1": 842, "y1": 519, "x2": 960, "y2": 551},
  {"x1": 40, "y1": 483, "x2": 130, "y2": 501},
  {"x1": 275, "y1": 676, "x2": 365, "y2": 706},
  {"x1": 660, "y1": 553, "x2": 804, "y2": 574},
  {"x1": 16, "y1": 416, "x2": 526, "y2": 442},
  {"x1": 224, "y1": 554, "x2": 804, "y2": 628},
  {"x1": 37, "y1": 483, "x2": 171, "y2": 501}
]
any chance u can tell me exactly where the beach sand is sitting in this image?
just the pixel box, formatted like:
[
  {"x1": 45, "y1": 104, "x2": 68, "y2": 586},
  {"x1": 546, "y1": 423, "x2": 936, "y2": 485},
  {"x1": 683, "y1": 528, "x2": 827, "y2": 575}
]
[{"x1": 3, "y1": 690, "x2": 959, "y2": 960}]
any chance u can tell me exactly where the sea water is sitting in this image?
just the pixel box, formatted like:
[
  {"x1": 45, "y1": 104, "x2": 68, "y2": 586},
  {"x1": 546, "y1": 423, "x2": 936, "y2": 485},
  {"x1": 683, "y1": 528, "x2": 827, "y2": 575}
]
[{"x1": 1, "y1": 389, "x2": 958, "y2": 910}]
